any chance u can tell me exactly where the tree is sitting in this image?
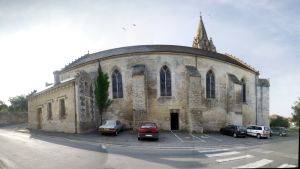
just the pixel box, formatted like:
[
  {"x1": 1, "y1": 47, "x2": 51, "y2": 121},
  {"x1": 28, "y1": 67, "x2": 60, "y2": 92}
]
[
  {"x1": 0, "y1": 100, "x2": 8, "y2": 112},
  {"x1": 270, "y1": 115, "x2": 289, "y2": 128},
  {"x1": 94, "y1": 62, "x2": 112, "y2": 126},
  {"x1": 291, "y1": 98, "x2": 300, "y2": 126},
  {"x1": 8, "y1": 95, "x2": 27, "y2": 112}
]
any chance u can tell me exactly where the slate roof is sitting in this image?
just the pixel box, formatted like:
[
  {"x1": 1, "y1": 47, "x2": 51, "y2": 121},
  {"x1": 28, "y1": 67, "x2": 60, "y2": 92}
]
[
  {"x1": 132, "y1": 64, "x2": 146, "y2": 76},
  {"x1": 185, "y1": 66, "x2": 201, "y2": 77},
  {"x1": 61, "y1": 45, "x2": 259, "y2": 74},
  {"x1": 228, "y1": 73, "x2": 243, "y2": 85}
]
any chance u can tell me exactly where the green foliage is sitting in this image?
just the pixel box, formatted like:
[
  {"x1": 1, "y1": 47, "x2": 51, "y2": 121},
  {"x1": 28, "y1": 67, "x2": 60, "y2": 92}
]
[
  {"x1": 94, "y1": 64, "x2": 112, "y2": 125},
  {"x1": 270, "y1": 115, "x2": 289, "y2": 128},
  {"x1": 8, "y1": 95, "x2": 28, "y2": 112},
  {"x1": 0, "y1": 100, "x2": 8, "y2": 112},
  {"x1": 291, "y1": 98, "x2": 300, "y2": 126}
]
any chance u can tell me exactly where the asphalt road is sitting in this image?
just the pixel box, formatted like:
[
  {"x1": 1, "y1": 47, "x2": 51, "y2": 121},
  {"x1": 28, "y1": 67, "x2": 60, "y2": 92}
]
[{"x1": 0, "y1": 125, "x2": 298, "y2": 169}]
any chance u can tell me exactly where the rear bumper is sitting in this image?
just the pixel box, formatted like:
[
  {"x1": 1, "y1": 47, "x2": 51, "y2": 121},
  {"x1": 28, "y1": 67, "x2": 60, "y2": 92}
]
[
  {"x1": 99, "y1": 128, "x2": 116, "y2": 134},
  {"x1": 138, "y1": 132, "x2": 159, "y2": 139},
  {"x1": 261, "y1": 134, "x2": 270, "y2": 138},
  {"x1": 236, "y1": 132, "x2": 247, "y2": 137}
]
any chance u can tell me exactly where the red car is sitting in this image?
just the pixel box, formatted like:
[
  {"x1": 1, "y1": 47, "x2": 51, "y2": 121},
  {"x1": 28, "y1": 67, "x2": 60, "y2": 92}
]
[{"x1": 137, "y1": 122, "x2": 159, "y2": 141}]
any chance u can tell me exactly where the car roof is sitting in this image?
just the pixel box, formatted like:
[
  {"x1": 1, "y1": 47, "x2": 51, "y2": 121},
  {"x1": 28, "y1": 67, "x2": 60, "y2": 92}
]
[{"x1": 140, "y1": 122, "x2": 157, "y2": 125}]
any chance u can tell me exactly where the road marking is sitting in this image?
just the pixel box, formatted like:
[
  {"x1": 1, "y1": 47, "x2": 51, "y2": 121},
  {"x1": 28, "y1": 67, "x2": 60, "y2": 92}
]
[
  {"x1": 170, "y1": 130, "x2": 183, "y2": 142},
  {"x1": 190, "y1": 134, "x2": 207, "y2": 143},
  {"x1": 252, "y1": 148, "x2": 274, "y2": 154},
  {"x1": 216, "y1": 155, "x2": 254, "y2": 163},
  {"x1": 277, "y1": 164, "x2": 296, "y2": 168},
  {"x1": 206, "y1": 134, "x2": 223, "y2": 142},
  {"x1": 233, "y1": 159, "x2": 273, "y2": 168},
  {"x1": 206, "y1": 151, "x2": 240, "y2": 157},
  {"x1": 102, "y1": 145, "x2": 107, "y2": 149},
  {"x1": 198, "y1": 148, "x2": 229, "y2": 153}
]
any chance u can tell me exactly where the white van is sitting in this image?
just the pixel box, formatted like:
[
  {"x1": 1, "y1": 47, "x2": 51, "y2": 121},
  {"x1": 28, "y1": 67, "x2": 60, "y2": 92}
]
[{"x1": 246, "y1": 125, "x2": 271, "y2": 139}]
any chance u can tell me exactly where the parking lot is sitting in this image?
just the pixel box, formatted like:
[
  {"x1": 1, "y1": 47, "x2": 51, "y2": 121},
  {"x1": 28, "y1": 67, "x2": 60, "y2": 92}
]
[
  {"x1": 1, "y1": 124, "x2": 297, "y2": 150},
  {"x1": 31, "y1": 127, "x2": 297, "y2": 150},
  {"x1": 0, "y1": 124, "x2": 298, "y2": 169}
]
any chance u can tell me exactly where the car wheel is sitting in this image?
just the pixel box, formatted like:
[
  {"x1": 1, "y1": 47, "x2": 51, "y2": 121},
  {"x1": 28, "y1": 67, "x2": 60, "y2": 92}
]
[
  {"x1": 115, "y1": 131, "x2": 119, "y2": 136},
  {"x1": 138, "y1": 137, "x2": 141, "y2": 141},
  {"x1": 233, "y1": 133, "x2": 237, "y2": 138},
  {"x1": 257, "y1": 134, "x2": 261, "y2": 139},
  {"x1": 279, "y1": 133, "x2": 282, "y2": 137}
]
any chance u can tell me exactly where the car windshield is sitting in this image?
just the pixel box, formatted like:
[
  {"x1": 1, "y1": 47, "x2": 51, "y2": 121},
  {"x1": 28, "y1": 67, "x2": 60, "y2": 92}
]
[
  {"x1": 141, "y1": 123, "x2": 156, "y2": 128},
  {"x1": 237, "y1": 126, "x2": 246, "y2": 130},
  {"x1": 105, "y1": 120, "x2": 116, "y2": 125}
]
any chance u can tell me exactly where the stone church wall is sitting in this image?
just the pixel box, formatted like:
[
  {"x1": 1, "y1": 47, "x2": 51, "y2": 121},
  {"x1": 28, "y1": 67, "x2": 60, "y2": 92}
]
[
  {"x1": 257, "y1": 79, "x2": 270, "y2": 126},
  {"x1": 28, "y1": 80, "x2": 76, "y2": 133},
  {"x1": 58, "y1": 52, "x2": 259, "y2": 132},
  {"x1": 75, "y1": 71, "x2": 96, "y2": 133}
]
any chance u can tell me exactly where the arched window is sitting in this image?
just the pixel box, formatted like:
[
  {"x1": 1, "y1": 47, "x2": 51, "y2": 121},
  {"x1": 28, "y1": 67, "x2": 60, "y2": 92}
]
[
  {"x1": 112, "y1": 69, "x2": 123, "y2": 98},
  {"x1": 241, "y1": 79, "x2": 246, "y2": 103},
  {"x1": 206, "y1": 70, "x2": 215, "y2": 99},
  {"x1": 160, "y1": 65, "x2": 171, "y2": 96}
]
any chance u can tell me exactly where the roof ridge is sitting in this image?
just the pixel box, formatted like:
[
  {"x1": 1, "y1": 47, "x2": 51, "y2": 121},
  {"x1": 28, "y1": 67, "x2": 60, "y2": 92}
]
[{"x1": 224, "y1": 53, "x2": 258, "y2": 72}]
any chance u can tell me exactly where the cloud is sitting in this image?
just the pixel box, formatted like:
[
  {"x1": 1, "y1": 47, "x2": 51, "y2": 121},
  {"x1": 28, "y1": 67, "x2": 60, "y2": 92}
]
[{"x1": 0, "y1": 0, "x2": 299, "y2": 117}]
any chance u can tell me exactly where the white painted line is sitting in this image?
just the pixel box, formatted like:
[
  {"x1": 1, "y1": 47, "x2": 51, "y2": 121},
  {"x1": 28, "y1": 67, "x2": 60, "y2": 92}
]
[
  {"x1": 277, "y1": 163, "x2": 296, "y2": 168},
  {"x1": 198, "y1": 148, "x2": 229, "y2": 153},
  {"x1": 190, "y1": 134, "x2": 207, "y2": 143},
  {"x1": 206, "y1": 151, "x2": 240, "y2": 157},
  {"x1": 170, "y1": 130, "x2": 183, "y2": 142},
  {"x1": 216, "y1": 155, "x2": 254, "y2": 163},
  {"x1": 233, "y1": 159, "x2": 273, "y2": 168},
  {"x1": 102, "y1": 145, "x2": 107, "y2": 149}
]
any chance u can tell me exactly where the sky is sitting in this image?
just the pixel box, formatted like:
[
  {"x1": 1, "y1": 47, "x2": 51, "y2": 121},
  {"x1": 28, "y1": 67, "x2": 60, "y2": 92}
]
[{"x1": 0, "y1": 0, "x2": 299, "y2": 117}]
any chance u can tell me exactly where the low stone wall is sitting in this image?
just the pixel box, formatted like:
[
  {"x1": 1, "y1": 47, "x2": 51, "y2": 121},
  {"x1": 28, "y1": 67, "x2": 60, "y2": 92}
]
[{"x1": 0, "y1": 112, "x2": 28, "y2": 125}]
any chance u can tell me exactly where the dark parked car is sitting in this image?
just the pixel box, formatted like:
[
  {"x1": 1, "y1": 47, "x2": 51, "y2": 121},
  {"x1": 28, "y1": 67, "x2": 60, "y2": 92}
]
[
  {"x1": 137, "y1": 122, "x2": 159, "y2": 141},
  {"x1": 220, "y1": 125, "x2": 247, "y2": 138},
  {"x1": 99, "y1": 120, "x2": 123, "y2": 135},
  {"x1": 271, "y1": 127, "x2": 288, "y2": 137}
]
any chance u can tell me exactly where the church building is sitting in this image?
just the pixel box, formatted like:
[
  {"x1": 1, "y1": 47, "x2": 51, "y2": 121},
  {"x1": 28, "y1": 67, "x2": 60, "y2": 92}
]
[{"x1": 28, "y1": 16, "x2": 270, "y2": 133}]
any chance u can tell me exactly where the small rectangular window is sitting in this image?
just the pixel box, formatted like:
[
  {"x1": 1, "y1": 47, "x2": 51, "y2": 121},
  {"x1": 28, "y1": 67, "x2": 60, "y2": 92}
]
[
  {"x1": 47, "y1": 102, "x2": 52, "y2": 120},
  {"x1": 59, "y1": 99, "x2": 66, "y2": 119}
]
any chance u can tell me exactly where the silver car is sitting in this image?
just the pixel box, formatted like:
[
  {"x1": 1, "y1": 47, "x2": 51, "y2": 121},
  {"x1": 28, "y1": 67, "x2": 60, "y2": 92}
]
[
  {"x1": 247, "y1": 125, "x2": 271, "y2": 139},
  {"x1": 99, "y1": 120, "x2": 123, "y2": 135}
]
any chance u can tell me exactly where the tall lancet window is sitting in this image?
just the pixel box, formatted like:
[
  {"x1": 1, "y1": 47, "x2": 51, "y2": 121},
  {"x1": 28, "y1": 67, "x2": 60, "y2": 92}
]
[
  {"x1": 241, "y1": 79, "x2": 246, "y2": 103},
  {"x1": 112, "y1": 69, "x2": 123, "y2": 98},
  {"x1": 206, "y1": 70, "x2": 215, "y2": 99},
  {"x1": 160, "y1": 65, "x2": 172, "y2": 96}
]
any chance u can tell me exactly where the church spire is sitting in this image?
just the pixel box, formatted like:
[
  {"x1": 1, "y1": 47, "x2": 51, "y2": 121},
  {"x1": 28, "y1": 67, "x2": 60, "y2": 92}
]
[
  {"x1": 192, "y1": 14, "x2": 217, "y2": 52},
  {"x1": 209, "y1": 37, "x2": 216, "y2": 52}
]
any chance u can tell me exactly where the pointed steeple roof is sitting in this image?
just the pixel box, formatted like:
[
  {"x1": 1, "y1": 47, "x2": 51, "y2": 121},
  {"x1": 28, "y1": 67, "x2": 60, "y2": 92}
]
[
  {"x1": 192, "y1": 14, "x2": 216, "y2": 52},
  {"x1": 209, "y1": 37, "x2": 216, "y2": 52},
  {"x1": 196, "y1": 15, "x2": 209, "y2": 43}
]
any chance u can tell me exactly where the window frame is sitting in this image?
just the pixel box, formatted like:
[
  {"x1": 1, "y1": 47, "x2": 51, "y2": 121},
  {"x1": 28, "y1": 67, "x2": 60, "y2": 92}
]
[
  {"x1": 47, "y1": 102, "x2": 52, "y2": 120},
  {"x1": 59, "y1": 98, "x2": 66, "y2": 119},
  {"x1": 206, "y1": 70, "x2": 215, "y2": 99},
  {"x1": 160, "y1": 65, "x2": 172, "y2": 97},
  {"x1": 112, "y1": 69, "x2": 123, "y2": 99},
  {"x1": 241, "y1": 79, "x2": 247, "y2": 103}
]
